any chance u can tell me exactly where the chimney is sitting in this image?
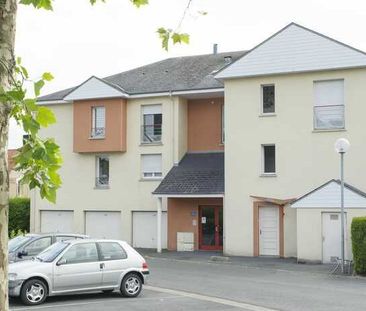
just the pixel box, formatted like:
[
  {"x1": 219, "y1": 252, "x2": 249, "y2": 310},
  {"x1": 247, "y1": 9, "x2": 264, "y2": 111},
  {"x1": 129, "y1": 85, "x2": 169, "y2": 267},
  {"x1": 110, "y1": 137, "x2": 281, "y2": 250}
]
[{"x1": 213, "y1": 43, "x2": 218, "y2": 55}]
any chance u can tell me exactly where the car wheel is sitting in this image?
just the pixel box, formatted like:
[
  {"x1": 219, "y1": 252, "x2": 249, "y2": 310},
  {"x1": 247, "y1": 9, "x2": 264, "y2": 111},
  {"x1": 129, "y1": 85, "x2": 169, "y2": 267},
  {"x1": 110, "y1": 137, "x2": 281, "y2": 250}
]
[
  {"x1": 120, "y1": 273, "x2": 142, "y2": 297},
  {"x1": 20, "y1": 279, "x2": 48, "y2": 305}
]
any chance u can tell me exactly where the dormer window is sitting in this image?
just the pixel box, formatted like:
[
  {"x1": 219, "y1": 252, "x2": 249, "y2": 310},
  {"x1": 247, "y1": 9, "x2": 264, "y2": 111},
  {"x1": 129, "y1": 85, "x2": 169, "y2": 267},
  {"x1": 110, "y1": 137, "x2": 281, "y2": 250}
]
[{"x1": 91, "y1": 106, "x2": 105, "y2": 138}]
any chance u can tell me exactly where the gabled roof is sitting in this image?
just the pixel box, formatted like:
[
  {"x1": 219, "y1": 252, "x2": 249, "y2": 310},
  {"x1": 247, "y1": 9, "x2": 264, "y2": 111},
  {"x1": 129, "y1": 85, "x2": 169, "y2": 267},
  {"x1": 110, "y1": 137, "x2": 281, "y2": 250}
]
[
  {"x1": 64, "y1": 76, "x2": 128, "y2": 101},
  {"x1": 291, "y1": 179, "x2": 366, "y2": 209},
  {"x1": 38, "y1": 51, "x2": 247, "y2": 102},
  {"x1": 216, "y1": 23, "x2": 366, "y2": 79},
  {"x1": 153, "y1": 152, "x2": 224, "y2": 196}
]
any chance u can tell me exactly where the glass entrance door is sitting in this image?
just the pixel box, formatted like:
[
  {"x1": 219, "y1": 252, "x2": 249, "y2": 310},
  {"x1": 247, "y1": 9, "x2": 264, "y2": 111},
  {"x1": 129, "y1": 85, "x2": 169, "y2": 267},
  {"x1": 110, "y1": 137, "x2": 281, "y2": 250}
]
[{"x1": 199, "y1": 206, "x2": 223, "y2": 250}]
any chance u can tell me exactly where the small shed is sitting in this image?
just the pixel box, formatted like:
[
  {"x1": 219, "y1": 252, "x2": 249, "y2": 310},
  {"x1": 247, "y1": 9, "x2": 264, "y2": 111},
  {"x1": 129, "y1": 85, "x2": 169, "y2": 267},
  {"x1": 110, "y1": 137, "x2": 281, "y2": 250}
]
[{"x1": 291, "y1": 179, "x2": 366, "y2": 263}]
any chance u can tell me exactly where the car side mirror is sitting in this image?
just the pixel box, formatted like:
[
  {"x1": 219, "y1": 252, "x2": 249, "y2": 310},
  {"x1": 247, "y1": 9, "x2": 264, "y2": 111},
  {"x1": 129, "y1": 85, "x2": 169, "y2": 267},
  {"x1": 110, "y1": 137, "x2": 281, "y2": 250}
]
[
  {"x1": 57, "y1": 258, "x2": 67, "y2": 266},
  {"x1": 17, "y1": 250, "x2": 28, "y2": 258}
]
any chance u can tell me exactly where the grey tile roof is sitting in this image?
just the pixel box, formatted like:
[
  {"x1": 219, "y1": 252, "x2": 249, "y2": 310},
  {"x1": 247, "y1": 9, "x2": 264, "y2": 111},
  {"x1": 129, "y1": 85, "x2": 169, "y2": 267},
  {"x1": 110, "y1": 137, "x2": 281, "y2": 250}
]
[
  {"x1": 153, "y1": 152, "x2": 224, "y2": 195},
  {"x1": 38, "y1": 51, "x2": 247, "y2": 101}
]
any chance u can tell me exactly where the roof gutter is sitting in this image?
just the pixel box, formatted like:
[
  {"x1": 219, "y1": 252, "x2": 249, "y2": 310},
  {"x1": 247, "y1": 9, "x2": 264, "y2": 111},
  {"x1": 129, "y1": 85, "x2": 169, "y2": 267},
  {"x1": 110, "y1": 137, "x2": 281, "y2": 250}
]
[{"x1": 152, "y1": 194, "x2": 224, "y2": 198}]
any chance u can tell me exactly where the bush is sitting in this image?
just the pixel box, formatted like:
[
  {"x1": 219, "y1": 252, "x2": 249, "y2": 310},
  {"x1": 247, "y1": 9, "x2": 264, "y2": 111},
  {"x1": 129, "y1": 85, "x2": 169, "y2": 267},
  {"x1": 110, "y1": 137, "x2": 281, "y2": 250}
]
[
  {"x1": 351, "y1": 217, "x2": 366, "y2": 275},
  {"x1": 9, "y1": 197, "x2": 30, "y2": 237}
]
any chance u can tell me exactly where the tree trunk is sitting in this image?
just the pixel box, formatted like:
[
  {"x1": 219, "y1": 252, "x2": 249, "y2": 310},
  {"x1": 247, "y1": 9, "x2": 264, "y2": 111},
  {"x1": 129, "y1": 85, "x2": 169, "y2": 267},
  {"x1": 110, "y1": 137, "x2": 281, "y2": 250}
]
[{"x1": 0, "y1": 1, "x2": 17, "y2": 310}]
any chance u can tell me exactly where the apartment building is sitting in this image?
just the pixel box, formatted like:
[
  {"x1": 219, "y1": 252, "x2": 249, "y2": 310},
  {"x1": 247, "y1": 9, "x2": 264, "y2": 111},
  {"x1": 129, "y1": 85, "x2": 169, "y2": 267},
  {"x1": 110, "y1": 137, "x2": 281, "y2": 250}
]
[
  {"x1": 32, "y1": 51, "x2": 245, "y2": 252},
  {"x1": 33, "y1": 23, "x2": 366, "y2": 263}
]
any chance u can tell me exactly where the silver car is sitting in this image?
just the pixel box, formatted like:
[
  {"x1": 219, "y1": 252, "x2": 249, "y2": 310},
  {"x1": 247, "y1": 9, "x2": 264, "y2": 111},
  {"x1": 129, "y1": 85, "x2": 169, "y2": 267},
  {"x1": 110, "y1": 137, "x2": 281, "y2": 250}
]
[
  {"x1": 9, "y1": 239, "x2": 149, "y2": 305},
  {"x1": 9, "y1": 233, "x2": 88, "y2": 263}
]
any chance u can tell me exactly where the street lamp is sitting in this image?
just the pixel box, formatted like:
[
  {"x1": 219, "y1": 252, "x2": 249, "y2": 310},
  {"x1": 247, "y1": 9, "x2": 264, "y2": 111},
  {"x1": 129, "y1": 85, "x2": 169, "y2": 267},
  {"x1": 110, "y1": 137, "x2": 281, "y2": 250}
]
[{"x1": 335, "y1": 138, "x2": 350, "y2": 273}]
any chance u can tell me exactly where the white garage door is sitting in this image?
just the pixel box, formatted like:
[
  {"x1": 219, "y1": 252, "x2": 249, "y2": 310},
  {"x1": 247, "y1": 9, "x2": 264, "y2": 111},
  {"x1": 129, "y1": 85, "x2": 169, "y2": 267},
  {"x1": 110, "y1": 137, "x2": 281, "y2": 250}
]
[
  {"x1": 85, "y1": 211, "x2": 122, "y2": 239},
  {"x1": 40, "y1": 211, "x2": 74, "y2": 233},
  {"x1": 132, "y1": 211, "x2": 167, "y2": 249}
]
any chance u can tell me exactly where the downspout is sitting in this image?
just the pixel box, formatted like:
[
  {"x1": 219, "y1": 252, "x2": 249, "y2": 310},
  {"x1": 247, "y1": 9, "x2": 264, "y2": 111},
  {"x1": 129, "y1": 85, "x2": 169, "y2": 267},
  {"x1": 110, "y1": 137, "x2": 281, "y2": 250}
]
[{"x1": 169, "y1": 90, "x2": 176, "y2": 166}]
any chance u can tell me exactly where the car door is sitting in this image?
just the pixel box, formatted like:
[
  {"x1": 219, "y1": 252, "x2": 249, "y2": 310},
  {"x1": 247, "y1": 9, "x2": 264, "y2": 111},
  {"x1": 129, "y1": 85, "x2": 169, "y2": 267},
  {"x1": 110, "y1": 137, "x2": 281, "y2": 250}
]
[
  {"x1": 97, "y1": 242, "x2": 129, "y2": 287},
  {"x1": 53, "y1": 242, "x2": 102, "y2": 292},
  {"x1": 21, "y1": 236, "x2": 52, "y2": 261}
]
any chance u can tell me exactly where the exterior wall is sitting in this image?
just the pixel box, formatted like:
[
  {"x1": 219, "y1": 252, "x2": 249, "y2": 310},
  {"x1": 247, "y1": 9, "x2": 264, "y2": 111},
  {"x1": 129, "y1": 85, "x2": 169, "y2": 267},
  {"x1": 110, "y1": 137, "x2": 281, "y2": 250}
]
[
  {"x1": 73, "y1": 98, "x2": 127, "y2": 153},
  {"x1": 9, "y1": 170, "x2": 29, "y2": 198},
  {"x1": 187, "y1": 98, "x2": 224, "y2": 152},
  {"x1": 174, "y1": 97, "x2": 188, "y2": 164},
  {"x1": 297, "y1": 208, "x2": 366, "y2": 262},
  {"x1": 32, "y1": 96, "x2": 181, "y2": 242},
  {"x1": 224, "y1": 68, "x2": 366, "y2": 257},
  {"x1": 167, "y1": 198, "x2": 223, "y2": 251}
]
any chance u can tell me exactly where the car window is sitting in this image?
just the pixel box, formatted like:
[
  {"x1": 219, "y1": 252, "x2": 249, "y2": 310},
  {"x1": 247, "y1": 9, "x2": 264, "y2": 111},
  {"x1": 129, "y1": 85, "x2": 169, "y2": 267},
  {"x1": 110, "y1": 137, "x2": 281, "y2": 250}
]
[
  {"x1": 8, "y1": 235, "x2": 32, "y2": 252},
  {"x1": 23, "y1": 237, "x2": 52, "y2": 256},
  {"x1": 98, "y1": 242, "x2": 127, "y2": 261},
  {"x1": 37, "y1": 242, "x2": 69, "y2": 262},
  {"x1": 55, "y1": 236, "x2": 77, "y2": 242},
  {"x1": 61, "y1": 243, "x2": 98, "y2": 264}
]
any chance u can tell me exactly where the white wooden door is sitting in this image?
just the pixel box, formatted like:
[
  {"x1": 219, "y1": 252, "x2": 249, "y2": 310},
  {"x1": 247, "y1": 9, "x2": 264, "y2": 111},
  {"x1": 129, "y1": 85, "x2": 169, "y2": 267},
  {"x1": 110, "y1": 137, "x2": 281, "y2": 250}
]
[
  {"x1": 322, "y1": 212, "x2": 345, "y2": 263},
  {"x1": 85, "y1": 211, "x2": 122, "y2": 239},
  {"x1": 40, "y1": 211, "x2": 74, "y2": 233},
  {"x1": 132, "y1": 211, "x2": 167, "y2": 249},
  {"x1": 259, "y1": 206, "x2": 279, "y2": 256}
]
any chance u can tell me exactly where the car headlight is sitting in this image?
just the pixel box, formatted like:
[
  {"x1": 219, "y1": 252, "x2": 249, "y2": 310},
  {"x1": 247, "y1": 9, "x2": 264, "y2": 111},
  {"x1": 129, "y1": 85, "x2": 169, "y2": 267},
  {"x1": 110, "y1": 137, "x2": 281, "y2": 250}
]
[{"x1": 8, "y1": 273, "x2": 17, "y2": 281}]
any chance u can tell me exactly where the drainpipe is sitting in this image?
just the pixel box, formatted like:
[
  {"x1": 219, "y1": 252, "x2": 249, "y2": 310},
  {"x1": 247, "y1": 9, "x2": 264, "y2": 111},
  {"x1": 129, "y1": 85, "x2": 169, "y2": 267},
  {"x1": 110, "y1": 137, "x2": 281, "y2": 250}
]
[{"x1": 157, "y1": 197, "x2": 162, "y2": 253}]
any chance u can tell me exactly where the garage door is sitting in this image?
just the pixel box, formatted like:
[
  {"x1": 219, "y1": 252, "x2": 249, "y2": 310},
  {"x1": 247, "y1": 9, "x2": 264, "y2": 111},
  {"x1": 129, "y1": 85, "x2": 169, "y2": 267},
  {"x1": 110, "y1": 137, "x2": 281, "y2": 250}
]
[
  {"x1": 132, "y1": 211, "x2": 167, "y2": 249},
  {"x1": 40, "y1": 211, "x2": 74, "y2": 233},
  {"x1": 85, "y1": 211, "x2": 122, "y2": 239}
]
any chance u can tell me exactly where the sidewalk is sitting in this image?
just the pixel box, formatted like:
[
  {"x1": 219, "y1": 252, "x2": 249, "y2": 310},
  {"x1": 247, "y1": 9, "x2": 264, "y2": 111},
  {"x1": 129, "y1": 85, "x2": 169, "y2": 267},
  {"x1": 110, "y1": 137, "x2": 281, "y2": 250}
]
[{"x1": 138, "y1": 249, "x2": 334, "y2": 275}]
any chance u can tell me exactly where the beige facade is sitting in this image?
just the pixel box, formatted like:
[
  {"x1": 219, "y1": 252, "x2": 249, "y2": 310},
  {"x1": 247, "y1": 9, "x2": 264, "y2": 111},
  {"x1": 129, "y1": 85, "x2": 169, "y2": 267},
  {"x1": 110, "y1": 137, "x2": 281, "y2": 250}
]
[{"x1": 224, "y1": 68, "x2": 366, "y2": 257}]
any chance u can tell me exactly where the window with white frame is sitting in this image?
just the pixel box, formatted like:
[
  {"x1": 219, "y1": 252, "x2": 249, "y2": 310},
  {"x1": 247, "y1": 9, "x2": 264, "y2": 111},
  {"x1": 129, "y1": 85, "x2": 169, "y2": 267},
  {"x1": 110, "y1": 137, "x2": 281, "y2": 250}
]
[
  {"x1": 314, "y1": 80, "x2": 344, "y2": 130},
  {"x1": 96, "y1": 156, "x2": 109, "y2": 187},
  {"x1": 141, "y1": 154, "x2": 162, "y2": 179},
  {"x1": 142, "y1": 105, "x2": 162, "y2": 143},
  {"x1": 262, "y1": 145, "x2": 276, "y2": 174},
  {"x1": 261, "y1": 85, "x2": 275, "y2": 114},
  {"x1": 91, "y1": 106, "x2": 105, "y2": 138}
]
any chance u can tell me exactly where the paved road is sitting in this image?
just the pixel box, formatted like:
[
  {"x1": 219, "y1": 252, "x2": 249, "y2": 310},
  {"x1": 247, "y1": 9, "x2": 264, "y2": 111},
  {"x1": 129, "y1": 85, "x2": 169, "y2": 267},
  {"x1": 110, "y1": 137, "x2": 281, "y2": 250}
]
[{"x1": 10, "y1": 256, "x2": 366, "y2": 311}]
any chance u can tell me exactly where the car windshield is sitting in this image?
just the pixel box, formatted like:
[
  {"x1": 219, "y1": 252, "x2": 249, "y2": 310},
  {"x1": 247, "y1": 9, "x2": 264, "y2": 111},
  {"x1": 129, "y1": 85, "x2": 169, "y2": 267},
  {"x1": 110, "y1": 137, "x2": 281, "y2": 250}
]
[
  {"x1": 8, "y1": 235, "x2": 33, "y2": 252},
  {"x1": 36, "y1": 241, "x2": 69, "y2": 262}
]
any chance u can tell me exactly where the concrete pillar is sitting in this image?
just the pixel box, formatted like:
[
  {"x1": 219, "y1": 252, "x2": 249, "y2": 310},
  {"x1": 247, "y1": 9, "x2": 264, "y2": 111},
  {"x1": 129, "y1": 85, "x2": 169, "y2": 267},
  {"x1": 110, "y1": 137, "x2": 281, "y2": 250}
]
[{"x1": 157, "y1": 197, "x2": 162, "y2": 253}]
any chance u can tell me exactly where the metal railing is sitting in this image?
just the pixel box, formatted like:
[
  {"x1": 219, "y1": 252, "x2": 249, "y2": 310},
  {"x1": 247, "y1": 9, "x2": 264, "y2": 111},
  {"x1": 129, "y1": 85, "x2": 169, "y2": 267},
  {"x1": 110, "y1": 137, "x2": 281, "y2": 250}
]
[
  {"x1": 91, "y1": 127, "x2": 105, "y2": 138},
  {"x1": 96, "y1": 176, "x2": 109, "y2": 187},
  {"x1": 314, "y1": 105, "x2": 344, "y2": 130},
  {"x1": 141, "y1": 124, "x2": 162, "y2": 143}
]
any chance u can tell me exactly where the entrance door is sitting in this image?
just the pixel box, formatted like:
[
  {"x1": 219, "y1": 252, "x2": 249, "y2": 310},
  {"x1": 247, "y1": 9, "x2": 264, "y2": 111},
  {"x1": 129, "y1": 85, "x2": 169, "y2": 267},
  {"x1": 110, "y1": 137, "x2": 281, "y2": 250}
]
[
  {"x1": 199, "y1": 206, "x2": 223, "y2": 250},
  {"x1": 259, "y1": 206, "x2": 279, "y2": 256},
  {"x1": 322, "y1": 212, "x2": 345, "y2": 263}
]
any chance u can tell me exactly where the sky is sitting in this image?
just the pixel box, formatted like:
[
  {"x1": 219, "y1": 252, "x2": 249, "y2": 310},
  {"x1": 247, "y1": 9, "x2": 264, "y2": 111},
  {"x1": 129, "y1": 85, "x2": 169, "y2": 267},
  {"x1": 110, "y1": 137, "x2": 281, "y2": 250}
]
[{"x1": 8, "y1": 0, "x2": 366, "y2": 148}]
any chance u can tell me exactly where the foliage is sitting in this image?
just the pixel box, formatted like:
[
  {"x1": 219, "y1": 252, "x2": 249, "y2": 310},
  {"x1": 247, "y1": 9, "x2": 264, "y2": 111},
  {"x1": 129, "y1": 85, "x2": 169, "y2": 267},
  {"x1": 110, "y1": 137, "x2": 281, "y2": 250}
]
[
  {"x1": 8, "y1": 197, "x2": 30, "y2": 236},
  {"x1": 351, "y1": 217, "x2": 366, "y2": 274},
  {"x1": 0, "y1": 58, "x2": 62, "y2": 203},
  {"x1": 157, "y1": 28, "x2": 189, "y2": 51},
  {"x1": 9, "y1": 229, "x2": 27, "y2": 239}
]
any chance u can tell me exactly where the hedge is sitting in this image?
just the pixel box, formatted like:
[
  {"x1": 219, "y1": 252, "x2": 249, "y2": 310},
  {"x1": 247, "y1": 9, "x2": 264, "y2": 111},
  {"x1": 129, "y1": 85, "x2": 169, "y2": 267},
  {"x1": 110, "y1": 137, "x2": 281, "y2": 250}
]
[
  {"x1": 9, "y1": 197, "x2": 30, "y2": 236},
  {"x1": 351, "y1": 217, "x2": 366, "y2": 275}
]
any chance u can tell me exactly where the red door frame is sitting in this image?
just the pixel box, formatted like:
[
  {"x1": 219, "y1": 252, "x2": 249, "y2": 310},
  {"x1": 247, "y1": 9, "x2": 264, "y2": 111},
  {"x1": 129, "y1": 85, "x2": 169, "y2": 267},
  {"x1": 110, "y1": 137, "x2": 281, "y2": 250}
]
[{"x1": 198, "y1": 206, "x2": 223, "y2": 250}]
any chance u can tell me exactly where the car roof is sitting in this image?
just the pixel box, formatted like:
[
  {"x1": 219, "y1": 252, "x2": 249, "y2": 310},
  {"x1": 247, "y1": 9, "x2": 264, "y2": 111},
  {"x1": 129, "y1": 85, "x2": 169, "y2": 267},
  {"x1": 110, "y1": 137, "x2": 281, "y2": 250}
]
[
  {"x1": 65, "y1": 239, "x2": 126, "y2": 245},
  {"x1": 25, "y1": 233, "x2": 89, "y2": 238}
]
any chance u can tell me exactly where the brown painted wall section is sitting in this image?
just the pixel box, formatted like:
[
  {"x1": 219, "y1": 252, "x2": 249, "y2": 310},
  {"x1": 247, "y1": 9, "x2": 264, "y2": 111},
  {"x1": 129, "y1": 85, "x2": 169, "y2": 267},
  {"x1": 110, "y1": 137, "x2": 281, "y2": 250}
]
[
  {"x1": 73, "y1": 98, "x2": 127, "y2": 153},
  {"x1": 187, "y1": 98, "x2": 224, "y2": 152},
  {"x1": 167, "y1": 198, "x2": 223, "y2": 251}
]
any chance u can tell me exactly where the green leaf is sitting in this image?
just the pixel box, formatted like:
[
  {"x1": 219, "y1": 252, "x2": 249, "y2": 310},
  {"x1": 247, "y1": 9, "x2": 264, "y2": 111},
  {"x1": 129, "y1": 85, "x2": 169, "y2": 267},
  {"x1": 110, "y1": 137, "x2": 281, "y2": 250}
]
[
  {"x1": 179, "y1": 33, "x2": 190, "y2": 44},
  {"x1": 36, "y1": 107, "x2": 56, "y2": 127},
  {"x1": 19, "y1": 0, "x2": 53, "y2": 10},
  {"x1": 171, "y1": 33, "x2": 190, "y2": 45},
  {"x1": 34, "y1": 80, "x2": 45, "y2": 97},
  {"x1": 157, "y1": 27, "x2": 171, "y2": 51},
  {"x1": 42, "y1": 72, "x2": 54, "y2": 81},
  {"x1": 22, "y1": 116, "x2": 40, "y2": 136},
  {"x1": 20, "y1": 66, "x2": 29, "y2": 79},
  {"x1": 131, "y1": 0, "x2": 148, "y2": 7}
]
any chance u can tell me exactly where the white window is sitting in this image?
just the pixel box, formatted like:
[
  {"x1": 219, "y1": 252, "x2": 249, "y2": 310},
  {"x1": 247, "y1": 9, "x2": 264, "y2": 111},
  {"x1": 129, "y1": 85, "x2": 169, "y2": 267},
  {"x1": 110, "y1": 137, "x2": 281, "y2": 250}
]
[
  {"x1": 91, "y1": 106, "x2": 105, "y2": 138},
  {"x1": 142, "y1": 105, "x2": 162, "y2": 143},
  {"x1": 261, "y1": 85, "x2": 275, "y2": 114},
  {"x1": 314, "y1": 80, "x2": 344, "y2": 130},
  {"x1": 96, "y1": 156, "x2": 109, "y2": 187},
  {"x1": 262, "y1": 145, "x2": 276, "y2": 174},
  {"x1": 141, "y1": 154, "x2": 162, "y2": 179}
]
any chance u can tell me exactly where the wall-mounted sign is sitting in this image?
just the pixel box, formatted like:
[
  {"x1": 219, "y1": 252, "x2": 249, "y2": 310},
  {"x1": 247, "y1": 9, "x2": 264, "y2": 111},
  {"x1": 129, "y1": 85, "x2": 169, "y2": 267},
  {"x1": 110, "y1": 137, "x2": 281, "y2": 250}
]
[
  {"x1": 191, "y1": 211, "x2": 197, "y2": 216},
  {"x1": 201, "y1": 217, "x2": 206, "y2": 224},
  {"x1": 192, "y1": 219, "x2": 197, "y2": 226}
]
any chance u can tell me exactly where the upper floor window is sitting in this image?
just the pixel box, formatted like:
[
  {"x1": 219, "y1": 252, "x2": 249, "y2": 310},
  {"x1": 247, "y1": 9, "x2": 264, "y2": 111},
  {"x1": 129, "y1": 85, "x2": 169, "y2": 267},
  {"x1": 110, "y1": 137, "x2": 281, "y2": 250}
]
[
  {"x1": 261, "y1": 85, "x2": 275, "y2": 114},
  {"x1": 262, "y1": 144, "x2": 276, "y2": 174},
  {"x1": 141, "y1": 154, "x2": 162, "y2": 179},
  {"x1": 96, "y1": 156, "x2": 109, "y2": 187},
  {"x1": 91, "y1": 106, "x2": 105, "y2": 138},
  {"x1": 314, "y1": 80, "x2": 344, "y2": 130},
  {"x1": 142, "y1": 105, "x2": 162, "y2": 144}
]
